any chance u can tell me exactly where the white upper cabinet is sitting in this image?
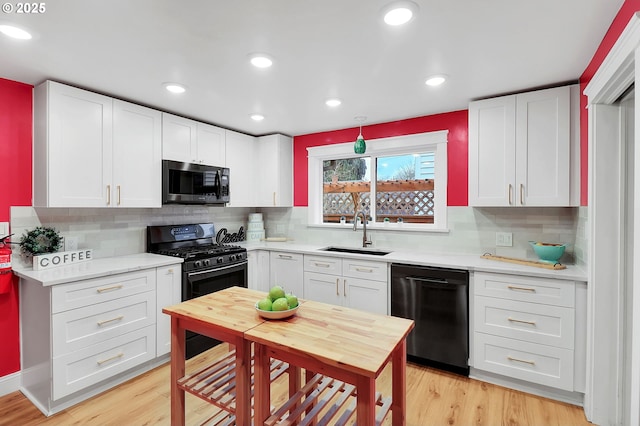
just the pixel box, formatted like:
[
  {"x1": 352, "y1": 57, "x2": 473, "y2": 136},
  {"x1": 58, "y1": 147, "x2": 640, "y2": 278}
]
[
  {"x1": 256, "y1": 134, "x2": 293, "y2": 207},
  {"x1": 161, "y1": 113, "x2": 225, "y2": 167},
  {"x1": 34, "y1": 81, "x2": 161, "y2": 208},
  {"x1": 225, "y1": 131, "x2": 293, "y2": 207},
  {"x1": 113, "y1": 100, "x2": 162, "y2": 207},
  {"x1": 468, "y1": 85, "x2": 577, "y2": 207},
  {"x1": 225, "y1": 129, "x2": 257, "y2": 207}
]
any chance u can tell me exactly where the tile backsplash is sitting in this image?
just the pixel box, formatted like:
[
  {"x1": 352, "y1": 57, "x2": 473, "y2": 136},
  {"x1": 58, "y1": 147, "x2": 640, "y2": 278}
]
[
  {"x1": 11, "y1": 204, "x2": 586, "y2": 268},
  {"x1": 10, "y1": 205, "x2": 255, "y2": 268},
  {"x1": 259, "y1": 206, "x2": 585, "y2": 265}
]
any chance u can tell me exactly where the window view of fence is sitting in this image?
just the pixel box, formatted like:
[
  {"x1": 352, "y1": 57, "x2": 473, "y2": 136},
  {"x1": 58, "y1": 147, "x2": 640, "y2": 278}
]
[{"x1": 323, "y1": 153, "x2": 435, "y2": 224}]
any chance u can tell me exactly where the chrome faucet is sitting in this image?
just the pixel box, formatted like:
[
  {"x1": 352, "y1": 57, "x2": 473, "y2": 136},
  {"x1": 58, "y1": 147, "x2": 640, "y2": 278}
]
[{"x1": 353, "y1": 210, "x2": 372, "y2": 248}]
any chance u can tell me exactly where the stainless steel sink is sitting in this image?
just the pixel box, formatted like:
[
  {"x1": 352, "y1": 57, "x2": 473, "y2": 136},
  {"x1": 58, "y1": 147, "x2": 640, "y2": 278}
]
[{"x1": 320, "y1": 246, "x2": 392, "y2": 256}]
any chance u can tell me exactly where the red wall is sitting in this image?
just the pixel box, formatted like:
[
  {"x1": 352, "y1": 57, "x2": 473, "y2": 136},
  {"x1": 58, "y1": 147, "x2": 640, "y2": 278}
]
[
  {"x1": 0, "y1": 78, "x2": 33, "y2": 377},
  {"x1": 579, "y1": 0, "x2": 640, "y2": 205},
  {"x1": 293, "y1": 110, "x2": 468, "y2": 207}
]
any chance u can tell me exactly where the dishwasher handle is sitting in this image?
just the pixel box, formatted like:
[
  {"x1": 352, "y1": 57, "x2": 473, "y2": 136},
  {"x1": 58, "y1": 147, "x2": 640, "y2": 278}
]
[{"x1": 406, "y1": 276, "x2": 450, "y2": 285}]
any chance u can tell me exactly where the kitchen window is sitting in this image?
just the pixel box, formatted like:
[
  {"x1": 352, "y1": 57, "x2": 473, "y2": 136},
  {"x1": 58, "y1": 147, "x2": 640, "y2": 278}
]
[{"x1": 307, "y1": 131, "x2": 448, "y2": 231}]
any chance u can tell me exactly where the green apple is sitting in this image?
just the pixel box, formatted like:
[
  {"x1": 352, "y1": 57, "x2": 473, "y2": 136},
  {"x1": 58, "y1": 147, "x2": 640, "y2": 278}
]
[
  {"x1": 272, "y1": 297, "x2": 290, "y2": 311},
  {"x1": 257, "y1": 298, "x2": 272, "y2": 311},
  {"x1": 268, "y1": 285, "x2": 286, "y2": 302},
  {"x1": 285, "y1": 293, "x2": 298, "y2": 308}
]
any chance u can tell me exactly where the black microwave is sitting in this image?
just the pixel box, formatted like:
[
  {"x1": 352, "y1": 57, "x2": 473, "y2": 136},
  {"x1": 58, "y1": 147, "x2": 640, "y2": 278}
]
[{"x1": 162, "y1": 160, "x2": 230, "y2": 205}]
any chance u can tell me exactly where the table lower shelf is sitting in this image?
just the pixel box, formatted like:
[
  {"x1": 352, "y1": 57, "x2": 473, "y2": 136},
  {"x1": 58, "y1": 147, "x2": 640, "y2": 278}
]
[
  {"x1": 178, "y1": 350, "x2": 393, "y2": 426},
  {"x1": 177, "y1": 349, "x2": 289, "y2": 424},
  {"x1": 265, "y1": 373, "x2": 392, "y2": 426}
]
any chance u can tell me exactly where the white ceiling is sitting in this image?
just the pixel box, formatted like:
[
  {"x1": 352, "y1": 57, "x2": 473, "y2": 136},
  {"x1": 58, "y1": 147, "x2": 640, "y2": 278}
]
[{"x1": 0, "y1": 0, "x2": 625, "y2": 137}]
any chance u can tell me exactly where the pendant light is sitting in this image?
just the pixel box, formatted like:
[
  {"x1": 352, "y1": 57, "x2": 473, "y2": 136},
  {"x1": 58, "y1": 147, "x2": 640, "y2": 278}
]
[{"x1": 354, "y1": 116, "x2": 367, "y2": 154}]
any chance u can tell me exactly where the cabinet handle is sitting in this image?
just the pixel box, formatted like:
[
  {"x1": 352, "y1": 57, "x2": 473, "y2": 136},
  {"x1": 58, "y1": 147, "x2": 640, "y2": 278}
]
[
  {"x1": 96, "y1": 284, "x2": 123, "y2": 293},
  {"x1": 97, "y1": 315, "x2": 124, "y2": 326},
  {"x1": 107, "y1": 185, "x2": 111, "y2": 206},
  {"x1": 508, "y1": 184, "x2": 512, "y2": 205},
  {"x1": 278, "y1": 254, "x2": 293, "y2": 259},
  {"x1": 97, "y1": 352, "x2": 124, "y2": 366},
  {"x1": 507, "y1": 355, "x2": 536, "y2": 366},
  {"x1": 167, "y1": 268, "x2": 174, "y2": 274},
  {"x1": 313, "y1": 262, "x2": 331, "y2": 268},
  {"x1": 507, "y1": 285, "x2": 536, "y2": 292},
  {"x1": 507, "y1": 317, "x2": 536, "y2": 326},
  {"x1": 117, "y1": 185, "x2": 121, "y2": 206},
  {"x1": 336, "y1": 278, "x2": 339, "y2": 296},
  {"x1": 520, "y1": 183, "x2": 524, "y2": 205},
  {"x1": 355, "y1": 267, "x2": 373, "y2": 273},
  {"x1": 273, "y1": 192, "x2": 276, "y2": 206},
  {"x1": 343, "y1": 279, "x2": 347, "y2": 297}
]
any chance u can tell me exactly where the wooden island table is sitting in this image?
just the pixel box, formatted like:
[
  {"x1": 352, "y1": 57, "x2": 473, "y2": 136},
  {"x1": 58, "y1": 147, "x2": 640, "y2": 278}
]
[
  {"x1": 162, "y1": 287, "x2": 268, "y2": 426},
  {"x1": 248, "y1": 299, "x2": 415, "y2": 425},
  {"x1": 163, "y1": 286, "x2": 414, "y2": 425}
]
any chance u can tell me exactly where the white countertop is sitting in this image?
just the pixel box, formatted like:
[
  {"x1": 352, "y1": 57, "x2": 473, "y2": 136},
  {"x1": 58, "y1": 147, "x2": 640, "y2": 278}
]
[
  {"x1": 13, "y1": 253, "x2": 184, "y2": 286},
  {"x1": 242, "y1": 241, "x2": 588, "y2": 282}
]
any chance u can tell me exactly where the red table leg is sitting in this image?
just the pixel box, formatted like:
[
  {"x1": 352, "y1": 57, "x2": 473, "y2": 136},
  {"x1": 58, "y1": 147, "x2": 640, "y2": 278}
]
[
  {"x1": 254, "y1": 343, "x2": 271, "y2": 424},
  {"x1": 234, "y1": 337, "x2": 252, "y2": 425},
  {"x1": 356, "y1": 375, "x2": 376, "y2": 425},
  {"x1": 170, "y1": 317, "x2": 185, "y2": 426},
  {"x1": 391, "y1": 339, "x2": 407, "y2": 426}
]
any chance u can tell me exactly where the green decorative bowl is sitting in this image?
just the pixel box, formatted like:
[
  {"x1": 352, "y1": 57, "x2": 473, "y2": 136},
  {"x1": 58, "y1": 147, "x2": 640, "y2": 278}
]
[{"x1": 529, "y1": 241, "x2": 566, "y2": 263}]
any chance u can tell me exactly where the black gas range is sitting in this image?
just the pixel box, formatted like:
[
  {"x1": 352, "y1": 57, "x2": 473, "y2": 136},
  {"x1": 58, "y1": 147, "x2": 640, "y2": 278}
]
[{"x1": 147, "y1": 223, "x2": 248, "y2": 358}]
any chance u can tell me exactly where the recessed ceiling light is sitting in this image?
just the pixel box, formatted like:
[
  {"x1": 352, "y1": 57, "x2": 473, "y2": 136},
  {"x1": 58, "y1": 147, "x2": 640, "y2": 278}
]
[
  {"x1": 163, "y1": 83, "x2": 186, "y2": 94},
  {"x1": 0, "y1": 24, "x2": 32, "y2": 40},
  {"x1": 249, "y1": 54, "x2": 273, "y2": 68},
  {"x1": 382, "y1": 1, "x2": 419, "y2": 26},
  {"x1": 325, "y1": 98, "x2": 342, "y2": 107},
  {"x1": 425, "y1": 75, "x2": 447, "y2": 86},
  {"x1": 250, "y1": 113, "x2": 265, "y2": 121}
]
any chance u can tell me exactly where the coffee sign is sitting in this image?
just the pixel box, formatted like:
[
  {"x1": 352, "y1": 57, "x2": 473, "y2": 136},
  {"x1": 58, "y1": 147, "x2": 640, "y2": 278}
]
[{"x1": 33, "y1": 249, "x2": 93, "y2": 271}]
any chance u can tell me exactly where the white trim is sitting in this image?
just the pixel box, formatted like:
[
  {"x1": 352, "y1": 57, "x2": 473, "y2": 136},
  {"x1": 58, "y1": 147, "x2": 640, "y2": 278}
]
[
  {"x1": 584, "y1": 12, "x2": 640, "y2": 104},
  {"x1": 583, "y1": 11, "x2": 640, "y2": 426},
  {"x1": 306, "y1": 130, "x2": 448, "y2": 159},
  {"x1": 0, "y1": 371, "x2": 21, "y2": 397},
  {"x1": 306, "y1": 130, "x2": 449, "y2": 231}
]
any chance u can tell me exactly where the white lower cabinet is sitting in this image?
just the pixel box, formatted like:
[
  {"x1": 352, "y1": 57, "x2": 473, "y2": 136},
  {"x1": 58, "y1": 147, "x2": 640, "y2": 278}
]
[
  {"x1": 472, "y1": 272, "x2": 585, "y2": 394},
  {"x1": 270, "y1": 251, "x2": 304, "y2": 297},
  {"x1": 303, "y1": 255, "x2": 388, "y2": 315},
  {"x1": 248, "y1": 250, "x2": 271, "y2": 292},
  {"x1": 155, "y1": 265, "x2": 181, "y2": 357},
  {"x1": 20, "y1": 262, "x2": 181, "y2": 416},
  {"x1": 52, "y1": 325, "x2": 156, "y2": 400}
]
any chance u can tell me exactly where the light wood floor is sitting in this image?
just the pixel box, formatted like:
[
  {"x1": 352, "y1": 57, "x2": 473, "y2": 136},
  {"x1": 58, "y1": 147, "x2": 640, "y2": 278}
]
[{"x1": 0, "y1": 343, "x2": 592, "y2": 426}]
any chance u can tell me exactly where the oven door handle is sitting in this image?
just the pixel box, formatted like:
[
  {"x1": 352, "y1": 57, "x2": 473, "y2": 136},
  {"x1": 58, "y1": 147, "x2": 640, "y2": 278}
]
[{"x1": 186, "y1": 260, "x2": 248, "y2": 276}]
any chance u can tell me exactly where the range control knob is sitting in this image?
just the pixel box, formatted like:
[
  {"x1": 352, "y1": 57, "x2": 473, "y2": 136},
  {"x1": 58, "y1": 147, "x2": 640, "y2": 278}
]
[
  {"x1": 217, "y1": 257, "x2": 224, "y2": 264},
  {"x1": 203, "y1": 259, "x2": 210, "y2": 267},
  {"x1": 229, "y1": 254, "x2": 236, "y2": 261},
  {"x1": 193, "y1": 260, "x2": 202, "y2": 269}
]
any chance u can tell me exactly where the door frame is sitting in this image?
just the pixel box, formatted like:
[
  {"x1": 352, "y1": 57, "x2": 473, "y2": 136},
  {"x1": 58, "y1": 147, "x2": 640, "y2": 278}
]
[{"x1": 583, "y1": 12, "x2": 640, "y2": 426}]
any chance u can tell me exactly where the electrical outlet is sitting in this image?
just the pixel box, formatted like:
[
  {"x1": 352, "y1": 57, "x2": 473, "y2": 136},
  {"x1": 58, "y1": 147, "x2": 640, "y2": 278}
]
[
  {"x1": 64, "y1": 236, "x2": 78, "y2": 251},
  {"x1": 496, "y1": 232, "x2": 513, "y2": 247}
]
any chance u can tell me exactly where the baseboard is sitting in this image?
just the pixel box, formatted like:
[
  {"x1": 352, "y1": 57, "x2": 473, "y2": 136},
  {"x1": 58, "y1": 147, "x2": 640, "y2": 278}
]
[
  {"x1": 469, "y1": 367, "x2": 585, "y2": 407},
  {"x1": 0, "y1": 371, "x2": 21, "y2": 397}
]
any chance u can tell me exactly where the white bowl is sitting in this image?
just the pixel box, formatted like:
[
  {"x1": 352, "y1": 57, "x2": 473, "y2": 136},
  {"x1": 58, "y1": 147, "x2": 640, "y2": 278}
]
[{"x1": 255, "y1": 303, "x2": 299, "y2": 320}]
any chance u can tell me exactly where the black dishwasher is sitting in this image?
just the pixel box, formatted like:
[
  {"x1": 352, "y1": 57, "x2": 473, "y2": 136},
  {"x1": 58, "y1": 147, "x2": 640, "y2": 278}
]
[{"x1": 391, "y1": 264, "x2": 469, "y2": 376}]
